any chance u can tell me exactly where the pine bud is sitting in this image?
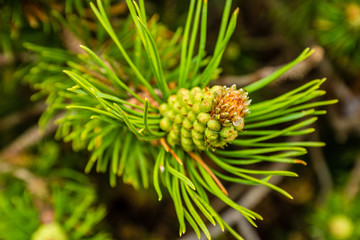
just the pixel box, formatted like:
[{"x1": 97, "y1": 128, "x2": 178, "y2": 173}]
[
  {"x1": 207, "y1": 119, "x2": 221, "y2": 131},
  {"x1": 160, "y1": 117, "x2": 171, "y2": 131},
  {"x1": 197, "y1": 112, "x2": 211, "y2": 125},
  {"x1": 159, "y1": 85, "x2": 250, "y2": 151},
  {"x1": 205, "y1": 128, "x2": 219, "y2": 141},
  {"x1": 193, "y1": 120, "x2": 206, "y2": 133}
]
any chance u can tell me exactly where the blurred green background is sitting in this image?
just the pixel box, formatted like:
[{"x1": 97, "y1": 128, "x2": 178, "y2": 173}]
[{"x1": 1, "y1": 0, "x2": 360, "y2": 239}]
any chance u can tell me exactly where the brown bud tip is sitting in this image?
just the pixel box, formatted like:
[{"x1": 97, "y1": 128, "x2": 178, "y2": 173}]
[{"x1": 211, "y1": 85, "x2": 250, "y2": 127}]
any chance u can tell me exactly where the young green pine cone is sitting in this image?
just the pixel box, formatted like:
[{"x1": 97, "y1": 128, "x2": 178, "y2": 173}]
[
  {"x1": 160, "y1": 85, "x2": 251, "y2": 151},
  {"x1": 31, "y1": 223, "x2": 68, "y2": 240}
]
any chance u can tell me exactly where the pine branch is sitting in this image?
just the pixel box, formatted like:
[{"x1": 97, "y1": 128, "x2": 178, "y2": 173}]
[{"x1": 24, "y1": 0, "x2": 336, "y2": 239}]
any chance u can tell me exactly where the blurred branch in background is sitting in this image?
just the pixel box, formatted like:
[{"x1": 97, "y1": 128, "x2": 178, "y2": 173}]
[
  {"x1": 213, "y1": 45, "x2": 324, "y2": 87},
  {"x1": 309, "y1": 127, "x2": 333, "y2": 205},
  {"x1": 0, "y1": 113, "x2": 62, "y2": 160},
  {"x1": 182, "y1": 162, "x2": 289, "y2": 240},
  {"x1": 320, "y1": 57, "x2": 360, "y2": 143},
  {"x1": 0, "y1": 102, "x2": 46, "y2": 131},
  {"x1": 345, "y1": 153, "x2": 360, "y2": 201}
]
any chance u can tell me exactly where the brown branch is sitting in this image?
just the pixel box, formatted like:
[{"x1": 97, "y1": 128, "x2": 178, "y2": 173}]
[
  {"x1": 0, "y1": 102, "x2": 47, "y2": 131},
  {"x1": 0, "y1": 114, "x2": 62, "y2": 160}
]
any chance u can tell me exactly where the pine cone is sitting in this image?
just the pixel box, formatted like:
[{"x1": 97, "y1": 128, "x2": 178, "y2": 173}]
[
  {"x1": 31, "y1": 222, "x2": 67, "y2": 240},
  {"x1": 159, "y1": 85, "x2": 251, "y2": 151}
]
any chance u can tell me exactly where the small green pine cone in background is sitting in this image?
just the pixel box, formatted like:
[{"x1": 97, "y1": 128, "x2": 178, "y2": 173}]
[
  {"x1": 160, "y1": 84, "x2": 250, "y2": 151},
  {"x1": 31, "y1": 223, "x2": 67, "y2": 240}
]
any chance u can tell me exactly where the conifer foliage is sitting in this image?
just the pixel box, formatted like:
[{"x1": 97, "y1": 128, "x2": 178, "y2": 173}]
[{"x1": 11, "y1": 0, "x2": 337, "y2": 239}]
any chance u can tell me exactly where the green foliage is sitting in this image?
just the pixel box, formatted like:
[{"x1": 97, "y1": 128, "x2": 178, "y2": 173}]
[
  {"x1": 315, "y1": 0, "x2": 360, "y2": 72},
  {"x1": 271, "y1": 0, "x2": 318, "y2": 42},
  {"x1": 26, "y1": 0, "x2": 337, "y2": 239},
  {"x1": 0, "y1": 185, "x2": 40, "y2": 240},
  {"x1": 0, "y1": 177, "x2": 111, "y2": 240},
  {"x1": 0, "y1": 0, "x2": 44, "y2": 115},
  {"x1": 272, "y1": 0, "x2": 360, "y2": 73},
  {"x1": 0, "y1": 140, "x2": 112, "y2": 240},
  {"x1": 0, "y1": 164, "x2": 111, "y2": 240},
  {"x1": 310, "y1": 192, "x2": 360, "y2": 240}
]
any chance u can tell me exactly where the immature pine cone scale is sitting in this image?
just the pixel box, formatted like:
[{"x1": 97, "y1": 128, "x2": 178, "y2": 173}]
[{"x1": 160, "y1": 85, "x2": 250, "y2": 151}]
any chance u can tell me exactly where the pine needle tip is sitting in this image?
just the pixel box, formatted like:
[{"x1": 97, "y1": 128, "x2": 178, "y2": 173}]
[{"x1": 295, "y1": 160, "x2": 307, "y2": 166}]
